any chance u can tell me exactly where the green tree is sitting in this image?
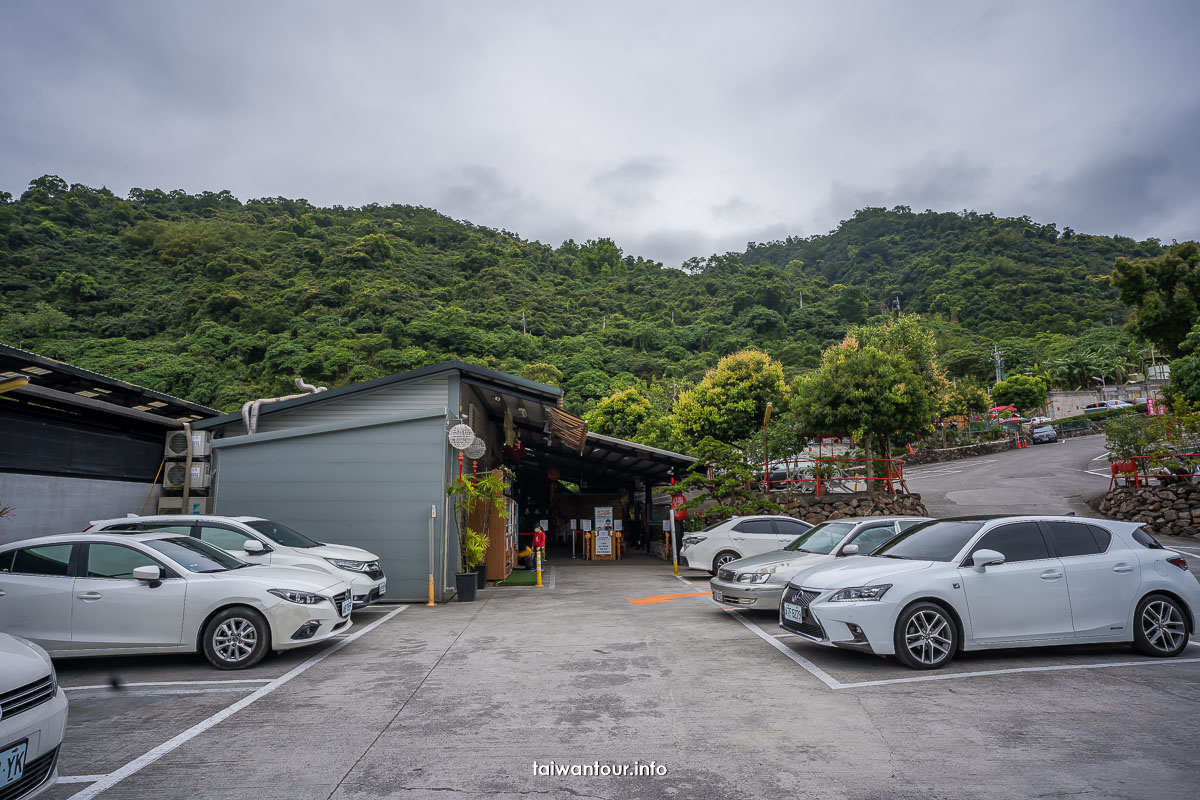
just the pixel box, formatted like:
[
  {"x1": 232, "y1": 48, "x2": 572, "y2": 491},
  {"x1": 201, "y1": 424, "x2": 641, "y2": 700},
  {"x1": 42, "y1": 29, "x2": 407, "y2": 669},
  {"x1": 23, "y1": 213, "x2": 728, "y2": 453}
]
[
  {"x1": 1113, "y1": 242, "x2": 1200, "y2": 356},
  {"x1": 585, "y1": 387, "x2": 652, "y2": 439},
  {"x1": 990, "y1": 374, "x2": 1048, "y2": 414},
  {"x1": 677, "y1": 437, "x2": 781, "y2": 524},
  {"x1": 674, "y1": 350, "x2": 786, "y2": 444},
  {"x1": 520, "y1": 362, "x2": 564, "y2": 387}
]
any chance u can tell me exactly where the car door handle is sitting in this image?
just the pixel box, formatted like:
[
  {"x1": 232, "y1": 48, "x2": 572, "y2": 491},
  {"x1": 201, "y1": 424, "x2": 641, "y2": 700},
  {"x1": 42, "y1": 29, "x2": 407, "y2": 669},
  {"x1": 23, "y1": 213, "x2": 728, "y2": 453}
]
[
  {"x1": 76, "y1": 591, "x2": 103, "y2": 601},
  {"x1": 1039, "y1": 570, "x2": 1063, "y2": 581},
  {"x1": 1113, "y1": 564, "x2": 1134, "y2": 574}
]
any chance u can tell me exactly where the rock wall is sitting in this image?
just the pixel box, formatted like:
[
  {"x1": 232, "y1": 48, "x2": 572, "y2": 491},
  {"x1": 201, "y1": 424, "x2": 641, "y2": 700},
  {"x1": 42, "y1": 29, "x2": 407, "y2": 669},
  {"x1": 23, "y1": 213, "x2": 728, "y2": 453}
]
[
  {"x1": 765, "y1": 491, "x2": 928, "y2": 525},
  {"x1": 1098, "y1": 484, "x2": 1200, "y2": 538},
  {"x1": 903, "y1": 439, "x2": 1013, "y2": 466}
]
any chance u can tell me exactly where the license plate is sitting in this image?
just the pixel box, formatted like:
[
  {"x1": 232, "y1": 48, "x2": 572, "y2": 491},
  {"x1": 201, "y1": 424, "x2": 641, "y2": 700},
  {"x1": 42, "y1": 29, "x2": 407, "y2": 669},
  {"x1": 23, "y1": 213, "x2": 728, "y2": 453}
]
[
  {"x1": 1, "y1": 740, "x2": 27, "y2": 789},
  {"x1": 782, "y1": 602, "x2": 806, "y2": 623},
  {"x1": 341, "y1": 598, "x2": 353, "y2": 616},
  {"x1": 378, "y1": 582, "x2": 386, "y2": 596},
  {"x1": 712, "y1": 590, "x2": 723, "y2": 603}
]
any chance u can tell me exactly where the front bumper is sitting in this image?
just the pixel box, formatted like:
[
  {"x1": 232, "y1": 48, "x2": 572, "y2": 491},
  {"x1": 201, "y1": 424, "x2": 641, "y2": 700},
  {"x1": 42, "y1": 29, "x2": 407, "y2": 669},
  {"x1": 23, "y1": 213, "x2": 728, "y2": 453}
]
[
  {"x1": 779, "y1": 587, "x2": 900, "y2": 655},
  {"x1": 0, "y1": 686, "x2": 67, "y2": 800},
  {"x1": 348, "y1": 573, "x2": 387, "y2": 607},
  {"x1": 709, "y1": 577, "x2": 785, "y2": 609},
  {"x1": 265, "y1": 598, "x2": 354, "y2": 651}
]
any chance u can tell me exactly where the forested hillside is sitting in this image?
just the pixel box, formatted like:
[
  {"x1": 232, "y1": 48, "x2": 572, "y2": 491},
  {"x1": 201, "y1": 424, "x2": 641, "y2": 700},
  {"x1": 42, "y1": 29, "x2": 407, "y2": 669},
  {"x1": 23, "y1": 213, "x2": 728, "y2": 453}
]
[{"x1": 0, "y1": 176, "x2": 1168, "y2": 415}]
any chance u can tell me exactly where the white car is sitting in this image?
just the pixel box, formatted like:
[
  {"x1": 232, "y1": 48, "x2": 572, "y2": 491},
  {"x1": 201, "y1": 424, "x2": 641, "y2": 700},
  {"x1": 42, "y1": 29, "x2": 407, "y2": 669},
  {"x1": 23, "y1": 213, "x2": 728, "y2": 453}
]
[
  {"x1": 0, "y1": 532, "x2": 355, "y2": 669},
  {"x1": 709, "y1": 517, "x2": 929, "y2": 609},
  {"x1": 89, "y1": 515, "x2": 386, "y2": 607},
  {"x1": 0, "y1": 633, "x2": 67, "y2": 800},
  {"x1": 780, "y1": 516, "x2": 1200, "y2": 669},
  {"x1": 680, "y1": 515, "x2": 814, "y2": 575}
]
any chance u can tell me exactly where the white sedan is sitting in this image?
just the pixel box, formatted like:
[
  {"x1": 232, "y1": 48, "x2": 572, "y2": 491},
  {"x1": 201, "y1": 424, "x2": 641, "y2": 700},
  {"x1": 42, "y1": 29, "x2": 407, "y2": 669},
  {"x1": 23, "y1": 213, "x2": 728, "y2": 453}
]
[
  {"x1": 89, "y1": 515, "x2": 386, "y2": 607},
  {"x1": 780, "y1": 516, "x2": 1200, "y2": 669},
  {"x1": 680, "y1": 515, "x2": 815, "y2": 574},
  {"x1": 0, "y1": 532, "x2": 354, "y2": 669},
  {"x1": 0, "y1": 633, "x2": 67, "y2": 800}
]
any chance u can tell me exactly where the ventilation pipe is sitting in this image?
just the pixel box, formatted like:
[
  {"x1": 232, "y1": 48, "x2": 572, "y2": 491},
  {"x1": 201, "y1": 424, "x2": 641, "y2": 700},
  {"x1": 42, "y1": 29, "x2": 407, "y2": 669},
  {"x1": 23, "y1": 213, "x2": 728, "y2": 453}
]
[{"x1": 240, "y1": 378, "x2": 327, "y2": 435}]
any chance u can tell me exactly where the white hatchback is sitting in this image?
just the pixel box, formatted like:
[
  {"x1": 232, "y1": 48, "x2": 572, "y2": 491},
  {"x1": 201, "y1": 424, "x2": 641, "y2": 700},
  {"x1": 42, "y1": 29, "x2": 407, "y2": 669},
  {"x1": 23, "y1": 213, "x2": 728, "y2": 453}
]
[
  {"x1": 0, "y1": 633, "x2": 67, "y2": 800},
  {"x1": 90, "y1": 515, "x2": 386, "y2": 607},
  {"x1": 0, "y1": 532, "x2": 355, "y2": 669},
  {"x1": 781, "y1": 516, "x2": 1200, "y2": 669},
  {"x1": 680, "y1": 515, "x2": 815, "y2": 575}
]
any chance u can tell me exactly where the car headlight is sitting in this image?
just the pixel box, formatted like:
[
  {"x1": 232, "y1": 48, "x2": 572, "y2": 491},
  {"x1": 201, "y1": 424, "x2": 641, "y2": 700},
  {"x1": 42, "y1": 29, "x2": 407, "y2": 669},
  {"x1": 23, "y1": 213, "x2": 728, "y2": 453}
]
[
  {"x1": 827, "y1": 584, "x2": 892, "y2": 602},
  {"x1": 268, "y1": 588, "x2": 326, "y2": 604},
  {"x1": 737, "y1": 567, "x2": 777, "y2": 584},
  {"x1": 324, "y1": 557, "x2": 369, "y2": 572}
]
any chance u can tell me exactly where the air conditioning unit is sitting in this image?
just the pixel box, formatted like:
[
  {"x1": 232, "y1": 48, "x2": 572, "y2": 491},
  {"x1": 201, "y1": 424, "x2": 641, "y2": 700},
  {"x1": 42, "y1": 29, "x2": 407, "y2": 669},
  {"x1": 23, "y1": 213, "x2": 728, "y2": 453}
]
[
  {"x1": 164, "y1": 430, "x2": 211, "y2": 459},
  {"x1": 157, "y1": 496, "x2": 213, "y2": 515},
  {"x1": 163, "y1": 461, "x2": 211, "y2": 491}
]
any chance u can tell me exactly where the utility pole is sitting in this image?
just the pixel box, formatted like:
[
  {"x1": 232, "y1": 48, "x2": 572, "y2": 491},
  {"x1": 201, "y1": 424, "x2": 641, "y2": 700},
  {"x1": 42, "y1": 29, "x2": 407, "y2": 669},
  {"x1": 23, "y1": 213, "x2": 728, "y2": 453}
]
[
  {"x1": 993, "y1": 345, "x2": 1005, "y2": 384},
  {"x1": 798, "y1": 289, "x2": 803, "y2": 309},
  {"x1": 893, "y1": 296, "x2": 901, "y2": 313},
  {"x1": 521, "y1": 312, "x2": 527, "y2": 334}
]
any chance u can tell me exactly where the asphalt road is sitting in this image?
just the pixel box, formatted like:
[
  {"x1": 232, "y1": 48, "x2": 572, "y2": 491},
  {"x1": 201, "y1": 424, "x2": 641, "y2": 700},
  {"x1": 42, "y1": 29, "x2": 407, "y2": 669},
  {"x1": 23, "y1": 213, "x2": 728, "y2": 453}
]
[{"x1": 904, "y1": 434, "x2": 1111, "y2": 518}]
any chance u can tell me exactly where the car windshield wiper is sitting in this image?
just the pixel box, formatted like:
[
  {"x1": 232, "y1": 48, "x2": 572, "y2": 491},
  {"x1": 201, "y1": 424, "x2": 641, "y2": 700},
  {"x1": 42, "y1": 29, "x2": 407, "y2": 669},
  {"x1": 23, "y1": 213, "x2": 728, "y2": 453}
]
[
  {"x1": 877, "y1": 554, "x2": 912, "y2": 559},
  {"x1": 196, "y1": 567, "x2": 229, "y2": 573}
]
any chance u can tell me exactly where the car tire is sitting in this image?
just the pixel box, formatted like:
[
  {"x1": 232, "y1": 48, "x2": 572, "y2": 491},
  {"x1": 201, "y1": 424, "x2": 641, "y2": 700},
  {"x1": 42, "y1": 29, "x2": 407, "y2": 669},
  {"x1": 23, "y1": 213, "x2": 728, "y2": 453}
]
[
  {"x1": 202, "y1": 607, "x2": 271, "y2": 670},
  {"x1": 893, "y1": 602, "x2": 958, "y2": 670},
  {"x1": 1132, "y1": 594, "x2": 1189, "y2": 658},
  {"x1": 710, "y1": 550, "x2": 741, "y2": 575}
]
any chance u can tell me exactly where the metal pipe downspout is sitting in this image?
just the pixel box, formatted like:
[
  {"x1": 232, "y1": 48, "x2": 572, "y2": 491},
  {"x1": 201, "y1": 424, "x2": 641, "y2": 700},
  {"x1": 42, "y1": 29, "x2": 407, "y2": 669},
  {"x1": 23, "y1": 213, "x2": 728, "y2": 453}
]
[{"x1": 240, "y1": 378, "x2": 327, "y2": 435}]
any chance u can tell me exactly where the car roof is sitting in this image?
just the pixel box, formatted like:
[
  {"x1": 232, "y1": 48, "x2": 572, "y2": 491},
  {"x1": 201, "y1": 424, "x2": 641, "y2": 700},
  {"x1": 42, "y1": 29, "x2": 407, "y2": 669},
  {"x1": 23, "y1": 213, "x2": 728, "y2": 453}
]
[
  {"x1": 91, "y1": 514, "x2": 266, "y2": 526},
  {"x1": 922, "y1": 514, "x2": 1139, "y2": 530},
  {"x1": 0, "y1": 531, "x2": 195, "y2": 550}
]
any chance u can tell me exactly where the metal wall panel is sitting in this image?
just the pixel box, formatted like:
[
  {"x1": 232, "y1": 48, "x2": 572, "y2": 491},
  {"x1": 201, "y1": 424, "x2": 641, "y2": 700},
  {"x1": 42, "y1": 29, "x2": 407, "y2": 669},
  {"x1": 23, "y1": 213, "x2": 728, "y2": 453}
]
[
  {"x1": 211, "y1": 415, "x2": 449, "y2": 602},
  {"x1": 217, "y1": 375, "x2": 450, "y2": 436}
]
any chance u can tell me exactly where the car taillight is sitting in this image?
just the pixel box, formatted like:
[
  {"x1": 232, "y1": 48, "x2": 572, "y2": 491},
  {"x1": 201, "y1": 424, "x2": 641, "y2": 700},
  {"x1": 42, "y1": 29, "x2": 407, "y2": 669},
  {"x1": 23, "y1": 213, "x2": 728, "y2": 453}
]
[{"x1": 1167, "y1": 556, "x2": 1189, "y2": 571}]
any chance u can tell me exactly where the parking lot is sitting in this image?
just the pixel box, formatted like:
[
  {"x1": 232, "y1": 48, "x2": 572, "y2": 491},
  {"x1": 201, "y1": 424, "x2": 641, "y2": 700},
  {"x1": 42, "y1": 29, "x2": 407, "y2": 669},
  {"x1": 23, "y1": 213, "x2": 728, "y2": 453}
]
[{"x1": 36, "y1": 548, "x2": 1200, "y2": 800}]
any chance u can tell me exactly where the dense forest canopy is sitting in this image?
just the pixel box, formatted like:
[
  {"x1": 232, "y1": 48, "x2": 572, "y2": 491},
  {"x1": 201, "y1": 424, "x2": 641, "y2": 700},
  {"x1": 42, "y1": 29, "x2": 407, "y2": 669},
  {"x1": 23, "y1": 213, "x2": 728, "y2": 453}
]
[{"x1": 0, "y1": 176, "x2": 1173, "y2": 422}]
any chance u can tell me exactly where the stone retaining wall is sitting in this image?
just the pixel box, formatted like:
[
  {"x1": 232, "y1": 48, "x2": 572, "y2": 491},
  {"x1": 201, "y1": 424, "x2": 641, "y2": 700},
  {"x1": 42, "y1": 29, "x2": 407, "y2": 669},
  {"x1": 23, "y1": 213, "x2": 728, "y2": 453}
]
[
  {"x1": 764, "y1": 491, "x2": 928, "y2": 524},
  {"x1": 903, "y1": 439, "x2": 1013, "y2": 466},
  {"x1": 1097, "y1": 485, "x2": 1200, "y2": 538}
]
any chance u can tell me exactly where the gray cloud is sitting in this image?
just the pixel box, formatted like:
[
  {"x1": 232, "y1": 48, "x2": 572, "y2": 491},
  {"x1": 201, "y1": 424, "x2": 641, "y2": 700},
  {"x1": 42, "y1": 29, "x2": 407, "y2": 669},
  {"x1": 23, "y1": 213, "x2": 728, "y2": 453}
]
[{"x1": 1, "y1": 0, "x2": 1198, "y2": 266}]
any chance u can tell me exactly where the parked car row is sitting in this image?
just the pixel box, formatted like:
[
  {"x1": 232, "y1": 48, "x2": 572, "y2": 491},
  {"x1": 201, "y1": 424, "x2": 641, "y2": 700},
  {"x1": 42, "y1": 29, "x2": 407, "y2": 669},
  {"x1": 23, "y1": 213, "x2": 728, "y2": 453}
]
[
  {"x1": 706, "y1": 514, "x2": 1199, "y2": 670},
  {"x1": 0, "y1": 515, "x2": 386, "y2": 671}
]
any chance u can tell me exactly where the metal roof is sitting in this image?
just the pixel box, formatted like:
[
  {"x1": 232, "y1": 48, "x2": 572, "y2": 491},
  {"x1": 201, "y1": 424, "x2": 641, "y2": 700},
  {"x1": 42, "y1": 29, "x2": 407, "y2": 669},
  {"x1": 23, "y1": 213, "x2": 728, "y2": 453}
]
[{"x1": 0, "y1": 343, "x2": 218, "y2": 428}]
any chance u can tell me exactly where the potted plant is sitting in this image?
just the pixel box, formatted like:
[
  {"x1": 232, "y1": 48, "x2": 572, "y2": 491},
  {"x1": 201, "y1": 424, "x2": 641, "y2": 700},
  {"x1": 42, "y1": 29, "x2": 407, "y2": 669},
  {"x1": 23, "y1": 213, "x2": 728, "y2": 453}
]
[{"x1": 446, "y1": 472, "x2": 508, "y2": 601}]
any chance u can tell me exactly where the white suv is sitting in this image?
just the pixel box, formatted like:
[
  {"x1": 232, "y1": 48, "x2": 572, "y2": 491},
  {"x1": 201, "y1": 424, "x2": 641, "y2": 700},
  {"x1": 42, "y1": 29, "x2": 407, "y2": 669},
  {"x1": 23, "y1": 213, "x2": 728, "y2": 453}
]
[
  {"x1": 680, "y1": 515, "x2": 814, "y2": 575},
  {"x1": 89, "y1": 515, "x2": 386, "y2": 607}
]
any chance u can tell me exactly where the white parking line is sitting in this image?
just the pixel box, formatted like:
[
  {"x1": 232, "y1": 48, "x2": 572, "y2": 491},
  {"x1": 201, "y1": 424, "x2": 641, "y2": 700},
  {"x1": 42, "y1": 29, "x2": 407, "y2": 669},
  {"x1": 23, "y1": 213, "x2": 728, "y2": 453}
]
[
  {"x1": 837, "y1": 655, "x2": 1200, "y2": 690},
  {"x1": 57, "y1": 776, "x2": 107, "y2": 784},
  {"x1": 64, "y1": 679, "x2": 272, "y2": 691},
  {"x1": 66, "y1": 605, "x2": 407, "y2": 800}
]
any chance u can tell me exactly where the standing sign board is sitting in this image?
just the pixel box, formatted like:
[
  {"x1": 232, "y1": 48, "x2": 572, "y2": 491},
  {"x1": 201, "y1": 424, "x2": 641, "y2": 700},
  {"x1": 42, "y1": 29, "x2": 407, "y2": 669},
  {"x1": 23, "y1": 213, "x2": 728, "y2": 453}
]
[{"x1": 593, "y1": 506, "x2": 615, "y2": 560}]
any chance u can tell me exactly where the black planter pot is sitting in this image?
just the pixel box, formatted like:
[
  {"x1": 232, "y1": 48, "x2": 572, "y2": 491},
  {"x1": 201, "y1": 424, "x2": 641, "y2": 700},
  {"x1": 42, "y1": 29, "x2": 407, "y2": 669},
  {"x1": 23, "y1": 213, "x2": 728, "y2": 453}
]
[
  {"x1": 455, "y1": 572, "x2": 478, "y2": 602},
  {"x1": 475, "y1": 563, "x2": 488, "y2": 588}
]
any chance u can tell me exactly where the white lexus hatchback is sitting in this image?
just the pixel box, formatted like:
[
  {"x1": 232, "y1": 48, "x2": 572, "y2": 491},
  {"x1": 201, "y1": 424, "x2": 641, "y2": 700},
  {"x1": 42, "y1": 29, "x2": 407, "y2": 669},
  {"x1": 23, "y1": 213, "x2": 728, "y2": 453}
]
[
  {"x1": 0, "y1": 532, "x2": 354, "y2": 669},
  {"x1": 89, "y1": 515, "x2": 386, "y2": 607},
  {"x1": 780, "y1": 516, "x2": 1200, "y2": 669}
]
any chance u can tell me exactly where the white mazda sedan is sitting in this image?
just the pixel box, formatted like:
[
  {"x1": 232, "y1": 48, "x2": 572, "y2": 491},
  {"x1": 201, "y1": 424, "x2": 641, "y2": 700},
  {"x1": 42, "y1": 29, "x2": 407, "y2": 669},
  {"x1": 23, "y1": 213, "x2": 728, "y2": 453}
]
[
  {"x1": 0, "y1": 532, "x2": 354, "y2": 670},
  {"x1": 780, "y1": 516, "x2": 1200, "y2": 669},
  {"x1": 88, "y1": 515, "x2": 386, "y2": 607}
]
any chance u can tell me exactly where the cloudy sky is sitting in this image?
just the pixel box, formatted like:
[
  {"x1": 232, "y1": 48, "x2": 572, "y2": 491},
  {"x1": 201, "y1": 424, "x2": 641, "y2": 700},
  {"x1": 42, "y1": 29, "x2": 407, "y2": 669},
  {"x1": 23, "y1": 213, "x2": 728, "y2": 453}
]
[{"x1": 2, "y1": 1, "x2": 1198, "y2": 266}]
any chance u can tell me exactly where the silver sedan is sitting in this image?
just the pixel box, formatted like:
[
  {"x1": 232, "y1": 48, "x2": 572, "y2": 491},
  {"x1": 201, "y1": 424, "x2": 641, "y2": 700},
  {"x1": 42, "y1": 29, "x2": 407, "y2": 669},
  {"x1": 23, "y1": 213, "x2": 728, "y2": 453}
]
[{"x1": 709, "y1": 516, "x2": 930, "y2": 609}]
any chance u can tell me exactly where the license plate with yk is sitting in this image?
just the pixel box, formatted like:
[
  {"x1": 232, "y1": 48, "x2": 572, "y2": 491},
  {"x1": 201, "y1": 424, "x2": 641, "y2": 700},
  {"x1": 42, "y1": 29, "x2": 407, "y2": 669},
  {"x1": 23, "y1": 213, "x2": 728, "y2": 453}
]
[
  {"x1": 782, "y1": 602, "x2": 806, "y2": 623},
  {"x1": 341, "y1": 598, "x2": 353, "y2": 616},
  {"x1": 712, "y1": 590, "x2": 723, "y2": 602},
  {"x1": 379, "y1": 582, "x2": 386, "y2": 596},
  {"x1": 1, "y1": 740, "x2": 27, "y2": 788}
]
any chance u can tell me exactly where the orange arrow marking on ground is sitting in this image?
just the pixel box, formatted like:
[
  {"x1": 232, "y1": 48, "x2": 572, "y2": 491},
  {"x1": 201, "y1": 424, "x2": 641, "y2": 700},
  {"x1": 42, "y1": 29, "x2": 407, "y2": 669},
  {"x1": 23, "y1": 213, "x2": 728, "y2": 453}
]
[{"x1": 626, "y1": 591, "x2": 712, "y2": 606}]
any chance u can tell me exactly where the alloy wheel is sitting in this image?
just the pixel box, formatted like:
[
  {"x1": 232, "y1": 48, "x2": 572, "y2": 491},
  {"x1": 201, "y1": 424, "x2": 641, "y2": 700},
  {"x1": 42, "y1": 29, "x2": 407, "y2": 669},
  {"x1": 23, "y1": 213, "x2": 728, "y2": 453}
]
[
  {"x1": 1141, "y1": 600, "x2": 1186, "y2": 653},
  {"x1": 904, "y1": 609, "x2": 952, "y2": 666},
  {"x1": 213, "y1": 617, "x2": 258, "y2": 663},
  {"x1": 714, "y1": 553, "x2": 738, "y2": 572}
]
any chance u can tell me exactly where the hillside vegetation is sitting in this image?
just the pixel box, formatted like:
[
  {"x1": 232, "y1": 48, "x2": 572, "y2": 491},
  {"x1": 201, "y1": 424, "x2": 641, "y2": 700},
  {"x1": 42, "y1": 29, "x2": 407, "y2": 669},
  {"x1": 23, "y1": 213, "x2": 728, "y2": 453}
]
[{"x1": 0, "y1": 176, "x2": 1168, "y2": 417}]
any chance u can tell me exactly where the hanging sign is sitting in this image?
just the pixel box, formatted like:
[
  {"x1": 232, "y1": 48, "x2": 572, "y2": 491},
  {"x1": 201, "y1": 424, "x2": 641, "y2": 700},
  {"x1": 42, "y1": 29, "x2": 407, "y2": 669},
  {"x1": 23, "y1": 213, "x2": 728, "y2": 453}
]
[{"x1": 594, "y1": 506, "x2": 614, "y2": 532}]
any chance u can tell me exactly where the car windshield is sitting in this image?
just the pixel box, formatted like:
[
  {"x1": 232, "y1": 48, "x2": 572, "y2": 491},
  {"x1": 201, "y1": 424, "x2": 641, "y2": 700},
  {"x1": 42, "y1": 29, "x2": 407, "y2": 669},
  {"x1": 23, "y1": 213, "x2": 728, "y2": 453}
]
[
  {"x1": 145, "y1": 536, "x2": 249, "y2": 572},
  {"x1": 784, "y1": 522, "x2": 855, "y2": 554},
  {"x1": 1035, "y1": 426, "x2": 1053, "y2": 434},
  {"x1": 872, "y1": 520, "x2": 985, "y2": 561},
  {"x1": 246, "y1": 520, "x2": 322, "y2": 548}
]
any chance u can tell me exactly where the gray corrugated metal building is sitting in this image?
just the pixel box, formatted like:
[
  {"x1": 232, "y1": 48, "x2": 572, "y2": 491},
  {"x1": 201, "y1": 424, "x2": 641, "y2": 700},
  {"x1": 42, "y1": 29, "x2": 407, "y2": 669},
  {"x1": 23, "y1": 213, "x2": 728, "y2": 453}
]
[{"x1": 192, "y1": 362, "x2": 693, "y2": 602}]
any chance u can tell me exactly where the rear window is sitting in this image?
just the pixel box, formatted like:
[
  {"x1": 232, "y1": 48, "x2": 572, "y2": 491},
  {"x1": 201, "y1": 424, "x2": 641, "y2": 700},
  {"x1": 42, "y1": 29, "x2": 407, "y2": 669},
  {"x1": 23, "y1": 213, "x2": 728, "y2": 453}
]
[
  {"x1": 1132, "y1": 528, "x2": 1165, "y2": 549},
  {"x1": 875, "y1": 520, "x2": 985, "y2": 561},
  {"x1": 1044, "y1": 521, "x2": 1106, "y2": 557},
  {"x1": 10, "y1": 544, "x2": 73, "y2": 576},
  {"x1": 733, "y1": 518, "x2": 776, "y2": 534}
]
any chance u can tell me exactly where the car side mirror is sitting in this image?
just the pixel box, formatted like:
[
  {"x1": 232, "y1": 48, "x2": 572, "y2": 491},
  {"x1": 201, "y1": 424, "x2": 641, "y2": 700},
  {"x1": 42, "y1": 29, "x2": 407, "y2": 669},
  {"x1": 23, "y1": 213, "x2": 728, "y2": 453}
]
[
  {"x1": 243, "y1": 539, "x2": 266, "y2": 554},
  {"x1": 133, "y1": 565, "x2": 162, "y2": 587},
  {"x1": 971, "y1": 549, "x2": 1005, "y2": 569},
  {"x1": 840, "y1": 544, "x2": 859, "y2": 556}
]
